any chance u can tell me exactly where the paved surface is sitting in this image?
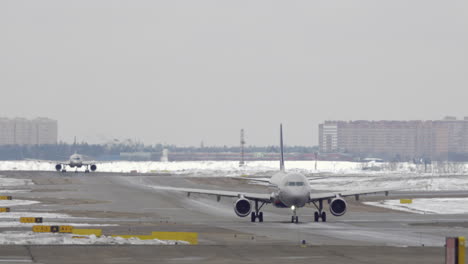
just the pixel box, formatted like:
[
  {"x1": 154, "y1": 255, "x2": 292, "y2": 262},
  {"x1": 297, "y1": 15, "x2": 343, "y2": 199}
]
[{"x1": 1, "y1": 170, "x2": 467, "y2": 263}]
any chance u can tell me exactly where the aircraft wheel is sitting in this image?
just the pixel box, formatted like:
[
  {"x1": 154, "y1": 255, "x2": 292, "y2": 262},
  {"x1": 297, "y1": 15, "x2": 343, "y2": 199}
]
[
  {"x1": 85, "y1": 170, "x2": 90, "y2": 173},
  {"x1": 314, "y1": 212, "x2": 319, "y2": 222},
  {"x1": 258, "y1": 212, "x2": 263, "y2": 222},
  {"x1": 295, "y1": 216, "x2": 299, "y2": 223},
  {"x1": 61, "y1": 170, "x2": 67, "y2": 173},
  {"x1": 321, "y1": 212, "x2": 327, "y2": 222},
  {"x1": 251, "y1": 212, "x2": 256, "y2": 222}
]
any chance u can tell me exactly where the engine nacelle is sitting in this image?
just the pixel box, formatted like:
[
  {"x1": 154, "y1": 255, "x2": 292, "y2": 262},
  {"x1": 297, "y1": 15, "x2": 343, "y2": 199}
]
[
  {"x1": 55, "y1": 164, "x2": 62, "y2": 171},
  {"x1": 90, "y1": 164, "x2": 97, "y2": 171},
  {"x1": 233, "y1": 198, "x2": 251, "y2": 217},
  {"x1": 329, "y1": 197, "x2": 347, "y2": 217}
]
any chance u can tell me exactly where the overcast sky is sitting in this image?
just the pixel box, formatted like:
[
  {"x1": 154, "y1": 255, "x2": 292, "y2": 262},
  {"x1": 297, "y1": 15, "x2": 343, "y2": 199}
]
[{"x1": 1, "y1": 1, "x2": 467, "y2": 146}]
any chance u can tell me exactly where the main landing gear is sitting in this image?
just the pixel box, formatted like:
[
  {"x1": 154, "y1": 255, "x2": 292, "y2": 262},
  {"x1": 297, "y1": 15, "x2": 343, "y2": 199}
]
[
  {"x1": 312, "y1": 199, "x2": 327, "y2": 222},
  {"x1": 251, "y1": 200, "x2": 266, "y2": 223},
  {"x1": 291, "y1": 206, "x2": 299, "y2": 223}
]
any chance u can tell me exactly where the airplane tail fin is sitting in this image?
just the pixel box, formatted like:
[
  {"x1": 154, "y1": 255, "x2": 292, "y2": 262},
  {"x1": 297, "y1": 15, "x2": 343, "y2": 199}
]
[
  {"x1": 73, "y1": 136, "x2": 77, "y2": 154},
  {"x1": 280, "y1": 124, "x2": 285, "y2": 171}
]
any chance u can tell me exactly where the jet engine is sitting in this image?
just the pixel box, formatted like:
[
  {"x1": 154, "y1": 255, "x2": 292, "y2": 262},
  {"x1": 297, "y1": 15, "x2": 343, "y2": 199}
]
[
  {"x1": 329, "y1": 197, "x2": 347, "y2": 216},
  {"x1": 234, "y1": 198, "x2": 251, "y2": 217},
  {"x1": 90, "y1": 164, "x2": 97, "y2": 171},
  {"x1": 55, "y1": 164, "x2": 62, "y2": 171}
]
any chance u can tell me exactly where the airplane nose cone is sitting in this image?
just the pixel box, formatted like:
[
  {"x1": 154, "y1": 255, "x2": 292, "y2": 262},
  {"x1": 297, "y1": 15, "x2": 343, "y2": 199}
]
[{"x1": 280, "y1": 189, "x2": 307, "y2": 207}]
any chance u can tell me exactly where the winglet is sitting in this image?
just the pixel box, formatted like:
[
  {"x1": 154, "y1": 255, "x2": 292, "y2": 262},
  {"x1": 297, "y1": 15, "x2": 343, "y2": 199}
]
[{"x1": 280, "y1": 124, "x2": 285, "y2": 171}]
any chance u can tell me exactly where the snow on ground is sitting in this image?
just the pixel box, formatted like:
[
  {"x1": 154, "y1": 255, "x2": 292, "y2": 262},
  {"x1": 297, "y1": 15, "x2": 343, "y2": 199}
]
[
  {"x1": 309, "y1": 174, "x2": 468, "y2": 192},
  {"x1": 365, "y1": 198, "x2": 468, "y2": 214},
  {"x1": 0, "y1": 189, "x2": 29, "y2": 193},
  {"x1": 0, "y1": 232, "x2": 185, "y2": 245},
  {"x1": 0, "y1": 221, "x2": 117, "y2": 228},
  {"x1": 0, "y1": 212, "x2": 74, "y2": 219},
  {"x1": 1, "y1": 160, "x2": 468, "y2": 175},
  {"x1": 0, "y1": 199, "x2": 39, "y2": 206},
  {"x1": 0, "y1": 175, "x2": 33, "y2": 186}
]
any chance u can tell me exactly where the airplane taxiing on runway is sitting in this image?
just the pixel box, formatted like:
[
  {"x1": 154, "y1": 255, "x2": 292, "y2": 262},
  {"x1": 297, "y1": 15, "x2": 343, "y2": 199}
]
[
  {"x1": 152, "y1": 125, "x2": 400, "y2": 223},
  {"x1": 55, "y1": 152, "x2": 97, "y2": 173}
]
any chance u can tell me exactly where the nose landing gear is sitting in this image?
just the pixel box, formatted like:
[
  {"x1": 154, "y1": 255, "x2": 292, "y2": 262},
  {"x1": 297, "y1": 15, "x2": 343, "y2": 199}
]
[{"x1": 291, "y1": 206, "x2": 299, "y2": 223}]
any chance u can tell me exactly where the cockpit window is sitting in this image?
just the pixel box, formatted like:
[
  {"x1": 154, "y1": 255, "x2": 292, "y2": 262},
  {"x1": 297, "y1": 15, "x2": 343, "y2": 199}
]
[{"x1": 287, "y1": 182, "x2": 304, "y2": 186}]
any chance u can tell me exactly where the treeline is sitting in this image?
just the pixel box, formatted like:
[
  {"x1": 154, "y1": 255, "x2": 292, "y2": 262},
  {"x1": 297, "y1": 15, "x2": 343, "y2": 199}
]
[{"x1": 0, "y1": 143, "x2": 318, "y2": 161}]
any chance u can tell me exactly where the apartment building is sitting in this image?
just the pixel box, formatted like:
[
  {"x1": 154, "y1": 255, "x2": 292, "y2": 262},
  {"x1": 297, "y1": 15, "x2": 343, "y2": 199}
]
[
  {"x1": 319, "y1": 117, "x2": 468, "y2": 161},
  {"x1": 0, "y1": 117, "x2": 57, "y2": 145}
]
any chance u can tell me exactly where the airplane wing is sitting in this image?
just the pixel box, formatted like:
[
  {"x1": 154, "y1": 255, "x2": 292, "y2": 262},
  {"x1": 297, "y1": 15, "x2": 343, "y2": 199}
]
[
  {"x1": 309, "y1": 186, "x2": 403, "y2": 201},
  {"x1": 150, "y1": 185, "x2": 271, "y2": 202}
]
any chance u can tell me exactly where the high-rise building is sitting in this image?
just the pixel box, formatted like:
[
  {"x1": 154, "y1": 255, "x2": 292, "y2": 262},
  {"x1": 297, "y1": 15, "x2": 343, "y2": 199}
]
[
  {"x1": 319, "y1": 117, "x2": 468, "y2": 161},
  {"x1": 0, "y1": 117, "x2": 57, "y2": 145}
]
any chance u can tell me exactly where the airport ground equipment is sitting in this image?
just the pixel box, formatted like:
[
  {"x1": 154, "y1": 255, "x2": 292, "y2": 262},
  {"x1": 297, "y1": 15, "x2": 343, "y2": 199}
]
[
  {"x1": 446, "y1": 237, "x2": 465, "y2": 264},
  {"x1": 0, "y1": 208, "x2": 10, "y2": 212}
]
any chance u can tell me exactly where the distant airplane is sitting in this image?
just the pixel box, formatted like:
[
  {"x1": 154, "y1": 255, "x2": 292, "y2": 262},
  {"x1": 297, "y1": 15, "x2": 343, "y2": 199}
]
[
  {"x1": 55, "y1": 152, "x2": 97, "y2": 173},
  {"x1": 151, "y1": 125, "x2": 399, "y2": 223},
  {"x1": 54, "y1": 137, "x2": 97, "y2": 173}
]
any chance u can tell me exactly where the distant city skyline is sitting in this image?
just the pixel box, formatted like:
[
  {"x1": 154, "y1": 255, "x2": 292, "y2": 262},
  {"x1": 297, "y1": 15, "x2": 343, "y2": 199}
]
[{"x1": 2, "y1": 1, "x2": 467, "y2": 146}]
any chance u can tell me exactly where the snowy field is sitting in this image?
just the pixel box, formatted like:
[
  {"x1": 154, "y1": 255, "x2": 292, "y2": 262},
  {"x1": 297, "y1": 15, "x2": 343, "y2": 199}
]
[
  {"x1": 0, "y1": 232, "x2": 186, "y2": 245},
  {"x1": 365, "y1": 198, "x2": 468, "y2": 215},
  {"x1": 1, "y1": 160, "x2": 468, "y2": 176}
]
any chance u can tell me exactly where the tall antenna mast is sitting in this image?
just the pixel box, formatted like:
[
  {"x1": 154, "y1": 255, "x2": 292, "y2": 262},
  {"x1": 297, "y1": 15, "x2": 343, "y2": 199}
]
[{"x1": 239, "y1": 129, "x2": 245, "y2": 167}]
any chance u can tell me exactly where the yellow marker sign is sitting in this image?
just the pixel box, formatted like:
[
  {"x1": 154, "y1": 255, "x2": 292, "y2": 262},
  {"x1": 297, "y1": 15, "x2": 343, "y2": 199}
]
[
  {"x1": 459, "y1": 236, "x2": 465, "y2": 264},
  {"x1": 0, "y1": 208, "x2": 10, "y2": 213},
  {"x1": 111, "y1": 232, "x2": 198, "y2": 244},
  {"x1": 20, "y1": 217, "x2": 43, "y2": 223},
  {"x1": 0, "y1": 196, "x2": 12, "y2": 200},
  {"x1": 72, "y1": 229, "x2": 102, "y2": 237},
  {"x1": 400, "y1": 199, "x2": 412, "y2": 204},
  {"x1": 151, "y1": 232, "x2": 198, "y2": 245},
  {"x1": 59, "y1": 226, "x2": 73, "y2": 233},
  {"x1": 32, "y1": 226, "x2": 51, "y2": 232},
  {"x1": 32, "y1": 225, "x2": 69, "y2": 233}
]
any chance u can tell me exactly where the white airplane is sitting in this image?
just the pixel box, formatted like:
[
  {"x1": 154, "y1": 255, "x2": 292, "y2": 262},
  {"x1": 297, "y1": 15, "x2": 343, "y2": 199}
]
[
  {"x1": 55, "y1": 152, "x2": 97, "y2": 173},
  {"x1": 151, "y1": 125, "x2": 398, "y2": 223}
]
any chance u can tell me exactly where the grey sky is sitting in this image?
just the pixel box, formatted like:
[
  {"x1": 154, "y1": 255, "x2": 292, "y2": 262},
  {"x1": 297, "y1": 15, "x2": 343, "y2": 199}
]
[{"x1": 1, "y1": 1, "x2": 467, "y2": 146}]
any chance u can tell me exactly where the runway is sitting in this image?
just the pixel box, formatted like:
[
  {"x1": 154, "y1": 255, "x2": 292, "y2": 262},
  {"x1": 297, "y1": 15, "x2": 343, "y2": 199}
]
[{"x1": 1, "y1": 171, "x2": 467, "y2": 263}]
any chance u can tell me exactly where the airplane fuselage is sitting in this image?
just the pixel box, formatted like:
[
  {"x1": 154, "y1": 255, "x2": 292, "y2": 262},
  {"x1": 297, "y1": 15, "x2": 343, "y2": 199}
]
[
  {"x1": 270, "y1": 172, "x2": 310, "y2": 208},
  {"x1": 69, "y1": 154, "x2": 83, "y2": 167}
]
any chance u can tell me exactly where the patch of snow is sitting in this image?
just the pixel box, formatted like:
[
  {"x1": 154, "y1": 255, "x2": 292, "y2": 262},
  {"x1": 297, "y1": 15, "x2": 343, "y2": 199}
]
[
  {"x1": 0, "y1": 212, "x2": 72, "y2": 219},
  {"x1": 0, "y1": 189, "x2": 29, "y2": 193},
  {"x1": 0, "y1": 222, "x2": 117, "y2": 227},
  {"x1": 0, "y1": 232, "x2": 185, "y2": 245},
  {"x1": 0, "y1": 175, "x2": 33, "y2": 187},
  {"x1": 364, "y1": 198, "x2": 468, "y2": 214},
  {"x1": 0, "y1": 200, "x2": 39, "y2": 207}
]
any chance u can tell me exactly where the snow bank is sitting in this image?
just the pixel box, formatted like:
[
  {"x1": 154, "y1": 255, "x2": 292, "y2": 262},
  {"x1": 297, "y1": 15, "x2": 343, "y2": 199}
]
[
  {"x1": 365, "y1": 198, "x2": 468, "y2": 214},
  {"x1": 1, "y1": 160, "x2": 468, "y2": 175},
  {"x1": 0, "y1": 175, "x2": 33, "y2": 186},
  {"x1": 0, "y1": 232, "x2": 186, "y2": 245},
  {"x1": 0, "y1": 199, "x2": 39, "y2": 207}
]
